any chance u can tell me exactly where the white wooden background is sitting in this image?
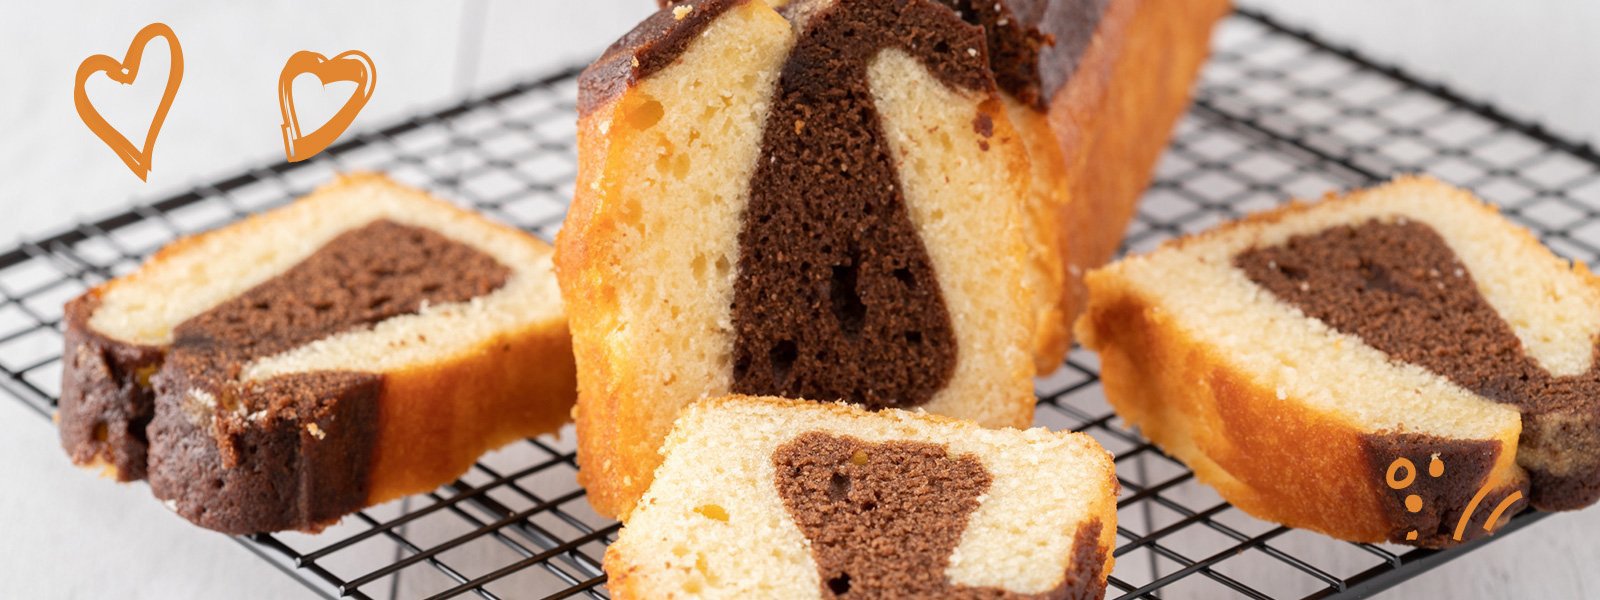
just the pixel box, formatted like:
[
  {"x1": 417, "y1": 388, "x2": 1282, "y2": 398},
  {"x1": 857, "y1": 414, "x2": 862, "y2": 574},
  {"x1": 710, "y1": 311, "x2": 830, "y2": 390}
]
[{"x1": 1, "y1": 1, "x2": 1597, "y2": 598}]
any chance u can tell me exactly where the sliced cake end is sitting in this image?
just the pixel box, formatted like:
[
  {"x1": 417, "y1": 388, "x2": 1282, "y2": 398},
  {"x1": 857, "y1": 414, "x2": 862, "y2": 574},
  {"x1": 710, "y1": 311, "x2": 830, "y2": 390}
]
[
  {"x1": 61, "y1": 173, "x2": 577, "y2": 533},
  {"x1": 1076, "y1": 176, "x2": 1600, "y2": 546},
  {"x1": 605, "y1": 395, "x2": 1117, "y2": 599}
]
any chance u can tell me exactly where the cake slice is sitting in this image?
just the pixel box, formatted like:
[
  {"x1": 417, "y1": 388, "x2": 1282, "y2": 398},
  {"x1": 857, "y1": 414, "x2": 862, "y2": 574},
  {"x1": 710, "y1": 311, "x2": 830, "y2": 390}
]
[
  {"x1": 561, "y1": 0, "x2": 1039, "y2": 518},
  {"x1": 605, "y1": 396, "x2": 1117, "y2": 599},
  {"x1": 655, "y1": 0, "x2": 1232, "y2": 371},
  {"x1": 1073, "y1": 177, "x2": 1600, "y2": 547},
  {"x1": 59, "y1": 173, "x2": 576, "y2": 534}
]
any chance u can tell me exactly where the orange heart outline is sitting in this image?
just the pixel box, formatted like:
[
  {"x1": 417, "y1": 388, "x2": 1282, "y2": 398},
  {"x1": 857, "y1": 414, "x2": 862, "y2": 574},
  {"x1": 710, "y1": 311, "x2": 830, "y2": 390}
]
[
  {"x1": 74, "y1": 23, "x2": 184, "y2": 182},
  {"x1": 279, "y1": 50, "x2": 376, "y2": 163}
]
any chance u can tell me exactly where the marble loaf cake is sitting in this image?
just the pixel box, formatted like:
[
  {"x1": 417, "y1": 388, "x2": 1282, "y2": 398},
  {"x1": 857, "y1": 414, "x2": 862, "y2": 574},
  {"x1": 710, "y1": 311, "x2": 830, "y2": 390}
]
[
  {"x1": 605, "y1": 396, "x2": 1117, "y2": 599},
  {"x1": 59, "y1": 174, "x2": 577, "y2": 534},
  {"x1": 657, "y1": 0, "x2": 1232, "y2": 371},
  {"x1": 1075, "y1": 177, "x2": 1600, "y2": 547},
  {"x1": 561, "y1": 0, "x2": 1045, "y2": 518}
]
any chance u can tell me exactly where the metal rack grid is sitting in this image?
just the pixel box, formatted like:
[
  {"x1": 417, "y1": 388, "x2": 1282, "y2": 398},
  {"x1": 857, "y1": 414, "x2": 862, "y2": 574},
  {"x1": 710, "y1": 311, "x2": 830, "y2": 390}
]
[{"x1": 2, "y1": 7, "x2": 1593, "y2": 599}]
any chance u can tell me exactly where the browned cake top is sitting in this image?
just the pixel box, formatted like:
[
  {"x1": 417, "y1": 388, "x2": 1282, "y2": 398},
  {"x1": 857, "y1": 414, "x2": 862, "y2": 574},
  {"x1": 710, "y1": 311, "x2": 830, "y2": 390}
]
[
  {"x1": 1236, "y1": 219, "x2": 1597, "y2": 511},
  {"x1": 772, "y1": 431, "x2": 1106, "y2": 598},
  {"x1": 730, "y1": 0, "x2": 993, "y2": 409},
  {"x1": 937, "y1": 0, "x2": 1110, "y2": 109},
  {"x1": 648, "y1": 0, "x2": 1111, "y2": 108},
  {"x1": 578, "y1": 0, "x2": 746, "y2": 115}
]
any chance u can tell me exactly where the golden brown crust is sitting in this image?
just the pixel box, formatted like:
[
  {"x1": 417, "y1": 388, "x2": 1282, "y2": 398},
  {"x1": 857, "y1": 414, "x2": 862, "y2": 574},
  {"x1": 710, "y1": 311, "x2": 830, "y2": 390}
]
[
  {"x1": 600, "y1": 546, "x2": 642, "y2": 599},
  {"x1": 560, "y1": 88, "x2": 659, "y2": 519},
  {"x1": 1011, "y1": 104, "x2": 1076, "y2": 374},
  {"x1": 366, "y1": 315, "x2": 576, "y2": 505},
  {"x1": 1045, "y1": 0, "x2": 1230, "y2": 352}
]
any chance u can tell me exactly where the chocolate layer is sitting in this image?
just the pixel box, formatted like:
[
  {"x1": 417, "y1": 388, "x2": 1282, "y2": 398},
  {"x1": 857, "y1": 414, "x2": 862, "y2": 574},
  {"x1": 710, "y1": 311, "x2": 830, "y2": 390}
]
[
  {"x1": 772, "y1": 431, "x2": 1104, "y2": 598},
  {"x1": 59, "y1": 294, "x2": 162, "y2": 481},
  {"x1": 732, "y1": 0, "x2": 988, "y2": 409},
  {"x1": 147, "y1": 219, "x2": 511, "y2": 533},
  {"x1": 937, "y1": 0, "x2": 1110, "y2": 109},
  {"x1": 147, "y1": 370, "x2": 380, "y2": 534},
  {"x1": 578, "y1": 0, "x2": 745, "y2": 116},
  {"x1": 1063, "y1": 520, "x2": 1109, "y2": 600},
  {"x1": 1237, "y1": 220, "x2": 1600, "y2": 512}
]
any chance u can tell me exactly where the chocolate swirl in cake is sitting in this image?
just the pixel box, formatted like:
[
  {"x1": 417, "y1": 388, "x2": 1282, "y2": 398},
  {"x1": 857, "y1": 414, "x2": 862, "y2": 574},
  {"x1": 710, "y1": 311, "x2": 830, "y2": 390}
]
[
  {"x1": 730, "y1": 0, "x2": 993, "y2": 409},
  {"x1": 773, "y1": 431, "x2": 1107, "y2": 598},
  {"x1": 1237, "y1": 220, "x2": 1600, "y2": 512},
  {"x1": 145, "y1": 220, "x2": 510, "y2": 532}
]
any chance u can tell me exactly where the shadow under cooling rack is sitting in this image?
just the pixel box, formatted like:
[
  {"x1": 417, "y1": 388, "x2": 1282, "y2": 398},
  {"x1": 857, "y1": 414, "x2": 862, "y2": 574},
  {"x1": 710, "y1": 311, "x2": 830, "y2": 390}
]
[{"x1": 4, "y1": 7, "x2": 1596, "y2": 600}]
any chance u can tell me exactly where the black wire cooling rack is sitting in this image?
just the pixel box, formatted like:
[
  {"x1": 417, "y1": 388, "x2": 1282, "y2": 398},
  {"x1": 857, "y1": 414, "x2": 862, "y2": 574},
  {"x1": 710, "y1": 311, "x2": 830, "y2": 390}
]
[{"x1": 3, "y1": 7, "x2": 1596, "y2": 600}]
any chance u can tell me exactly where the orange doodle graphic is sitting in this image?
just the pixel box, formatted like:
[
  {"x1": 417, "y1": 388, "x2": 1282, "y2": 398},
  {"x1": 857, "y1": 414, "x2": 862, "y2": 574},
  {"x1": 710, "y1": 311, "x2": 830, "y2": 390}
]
[
  {"x1": 1454, "y1": 480, "x2": 1524, "y2": 543},
  {"x1": 1385, "y1": 455, "x2": 1523, "y2": 542},
  {"x1": 278, "y1": 49, "x2": 376, "y2": 162},
  {"x1": 74, "y1": 23, "x2": 184, "y2": 181}
]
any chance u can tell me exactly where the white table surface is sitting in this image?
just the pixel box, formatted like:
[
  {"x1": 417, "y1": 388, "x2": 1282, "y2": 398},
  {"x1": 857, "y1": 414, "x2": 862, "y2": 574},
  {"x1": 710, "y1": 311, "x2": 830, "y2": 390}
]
[{"x1": 2, "y1": 1, "x2": 1596, "y2": 598}]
